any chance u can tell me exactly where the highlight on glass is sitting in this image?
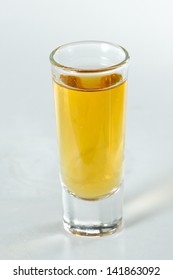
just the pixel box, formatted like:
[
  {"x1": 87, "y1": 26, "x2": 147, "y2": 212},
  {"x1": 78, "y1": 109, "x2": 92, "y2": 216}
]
[{"x1": 49, "y1": 41, "x2": 130, "y2": 236}]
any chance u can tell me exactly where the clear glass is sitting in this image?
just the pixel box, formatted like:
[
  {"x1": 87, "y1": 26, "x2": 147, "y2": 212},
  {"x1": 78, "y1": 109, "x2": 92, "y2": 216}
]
[{"x1": 50, "y1": 41, "x2": 129, "y2": 236}]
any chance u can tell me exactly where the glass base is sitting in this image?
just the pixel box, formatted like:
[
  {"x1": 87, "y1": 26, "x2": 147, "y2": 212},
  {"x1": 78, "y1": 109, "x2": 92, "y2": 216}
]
[{"x1": 62, "y1": 185, "x2": 123, "y2": 237}]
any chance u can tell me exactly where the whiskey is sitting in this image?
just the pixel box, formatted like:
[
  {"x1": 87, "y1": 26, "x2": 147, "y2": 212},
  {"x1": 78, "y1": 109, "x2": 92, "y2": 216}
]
[{"x1": 53, "y1": 74, "x2": 126, "y2": 200}]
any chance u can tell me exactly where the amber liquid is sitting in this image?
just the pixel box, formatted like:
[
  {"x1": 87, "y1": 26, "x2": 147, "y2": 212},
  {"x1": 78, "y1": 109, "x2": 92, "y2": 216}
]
[{"x1": 53, "y1": 74, "x2": 126, "y2": 200}]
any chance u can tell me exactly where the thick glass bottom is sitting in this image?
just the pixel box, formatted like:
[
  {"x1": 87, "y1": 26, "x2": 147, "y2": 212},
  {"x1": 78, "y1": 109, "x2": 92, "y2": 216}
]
[{"x1": 62, "y1": 184, "x2": 123, "y2": 237}]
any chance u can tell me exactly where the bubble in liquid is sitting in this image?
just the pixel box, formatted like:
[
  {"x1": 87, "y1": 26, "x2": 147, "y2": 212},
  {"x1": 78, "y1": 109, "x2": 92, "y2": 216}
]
[
  {"x1": 60, "y1": 75, "x2": 82, "y2": 89},
  {"x1": 101, "y1": 74, "x2": 122, "y2": 88}
]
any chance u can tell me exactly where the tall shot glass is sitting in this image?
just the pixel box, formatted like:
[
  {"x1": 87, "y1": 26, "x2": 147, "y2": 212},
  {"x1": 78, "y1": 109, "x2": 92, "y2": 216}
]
[{"x1": 49, "y1": 41, "x2": 130, "y2": 236}]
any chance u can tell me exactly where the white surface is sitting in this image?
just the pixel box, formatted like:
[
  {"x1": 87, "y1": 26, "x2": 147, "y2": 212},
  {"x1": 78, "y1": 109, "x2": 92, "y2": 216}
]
[{"x1": 0, "y1": 0, "x2": 173, "y2": 259}]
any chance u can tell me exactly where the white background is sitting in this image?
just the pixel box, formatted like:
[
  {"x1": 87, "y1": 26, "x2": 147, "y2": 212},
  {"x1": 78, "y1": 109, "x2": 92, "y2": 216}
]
[{"x1": 0, "y1": 0, "x2": 173, "y2": 259}]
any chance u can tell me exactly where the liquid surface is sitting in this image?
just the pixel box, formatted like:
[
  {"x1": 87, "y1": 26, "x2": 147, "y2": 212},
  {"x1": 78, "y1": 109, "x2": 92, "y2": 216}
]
[{"x1": 53, "y1": 74, "x2": 126, "y2": 199}]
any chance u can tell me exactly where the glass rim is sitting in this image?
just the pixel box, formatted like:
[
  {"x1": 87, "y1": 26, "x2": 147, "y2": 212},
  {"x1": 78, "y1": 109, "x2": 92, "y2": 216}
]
[{"x1": 49, "y1": 40, "x2": 130, "y2": 73}]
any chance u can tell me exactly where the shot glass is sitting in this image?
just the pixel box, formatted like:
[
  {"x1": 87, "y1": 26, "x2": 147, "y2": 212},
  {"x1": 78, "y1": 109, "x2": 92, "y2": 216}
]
[{"x1": 49, "y1": 41, "x2": 130, "y2": 236}]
